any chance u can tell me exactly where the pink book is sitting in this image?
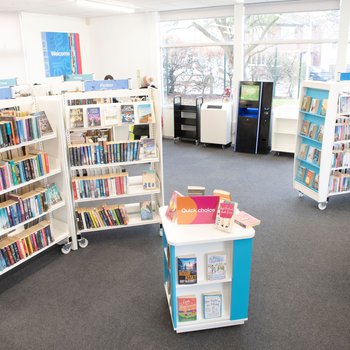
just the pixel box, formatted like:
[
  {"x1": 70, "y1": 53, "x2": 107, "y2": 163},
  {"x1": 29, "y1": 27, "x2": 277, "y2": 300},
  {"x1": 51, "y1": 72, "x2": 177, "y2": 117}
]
[
  {"x1": 234, "y1": 211, "x2": 261, "y2": 228},
  {"x1": 165, "y1": 191, "x2": 183, "y2": 222}
]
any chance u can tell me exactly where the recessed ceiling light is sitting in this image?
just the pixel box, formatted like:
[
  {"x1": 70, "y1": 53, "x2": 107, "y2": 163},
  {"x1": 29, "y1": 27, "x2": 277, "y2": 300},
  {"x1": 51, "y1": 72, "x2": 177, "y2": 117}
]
[{"x1": 76, "y1": 0, "x2": 135, "y2": 13}]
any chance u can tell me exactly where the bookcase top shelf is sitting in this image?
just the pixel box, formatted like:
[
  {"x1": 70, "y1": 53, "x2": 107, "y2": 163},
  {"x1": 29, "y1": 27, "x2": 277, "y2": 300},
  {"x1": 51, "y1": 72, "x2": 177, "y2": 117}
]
[{"x1": 159, "y1": 206, "x2": 255, "y2": 246}]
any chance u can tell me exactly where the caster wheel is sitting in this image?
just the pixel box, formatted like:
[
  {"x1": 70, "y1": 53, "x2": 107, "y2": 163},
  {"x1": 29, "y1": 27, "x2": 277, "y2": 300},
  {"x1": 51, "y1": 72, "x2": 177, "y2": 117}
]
[
  {"x1": 195, "y1": 140, "x2": 199, "y2": 145},
  {"x1": 159, "y1": 229, "x2": 163, "y2": 237},
  {"x1": 202, "y1": 143, "x2": 207, "y2": 148},
  {"x1": 318, "y1": 202, "x2": 327, "y2": 210},
  {"x1": 222, "y1": 145, "x2": 225, "y2": 150},
  {"x1": 78, "y1": 238, "x2": 89, "y2": 248},
  {"x1": 61, "y1": 245, "x2": 72, "y2": 255},
  {"x1": 298, "y1": 191, "x2": 304, "y2": 198}
]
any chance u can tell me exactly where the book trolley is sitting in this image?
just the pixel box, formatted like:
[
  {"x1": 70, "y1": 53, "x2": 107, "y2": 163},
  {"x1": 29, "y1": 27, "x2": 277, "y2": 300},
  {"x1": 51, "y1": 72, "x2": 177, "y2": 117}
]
[
  {"x1": 160, "y1": 206, "x2": 255, "y2": 333},
  {"x1": 293, "y1": 81, "x2": 350, "y2": 210}
]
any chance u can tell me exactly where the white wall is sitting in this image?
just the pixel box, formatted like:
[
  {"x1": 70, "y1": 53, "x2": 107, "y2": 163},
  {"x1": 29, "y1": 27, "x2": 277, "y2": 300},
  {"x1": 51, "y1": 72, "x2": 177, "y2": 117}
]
[
  {"x1": 0, "y1": 13, "x2": 26, "y2": 84},
  {"x1": 88, "y1": 12, "x2": 160, "y2": 88},
  {"x1": 19, "y1": 12, "x2": 93, "y2": 84}
]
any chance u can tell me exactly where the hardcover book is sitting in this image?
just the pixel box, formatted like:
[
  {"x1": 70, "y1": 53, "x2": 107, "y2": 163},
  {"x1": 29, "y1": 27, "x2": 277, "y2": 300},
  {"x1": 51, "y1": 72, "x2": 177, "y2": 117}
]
[
  {"x1": 165, "y1": 190, "x2": 183, "y2": 222},
  {"x1": 140, "y1": 200, "x2": 153, "y2": 220},
  {"x1": 309, "y1": 98, "x2": 320, "y2": 114},
  {"x1": 33, "y1": 111, "x2": 53, "y2": 136},
  {"x1": 177, "y1": 255, "x2": 197, "y2": 284},
  {"x1": 300, "y1": 120, "x2": 310, "y2": 136},
  {"x1": 207, "y1": 252, "x2": 226, "y2": 280},
  {"x1": 87, "y1": 107, "x2": 101, "y2": 127},
  {"x1": 121, "y1": 104, "x2": 135, "y2": 124},
  {"x1": 234, "y1": 210, "x2": 261, "y2": 228},
  {"x1": 215, "y1": 200, "x2": 237, "y2": 233},
  {"x1": 202, "y1": 292, "x2": 222, "y2": 319},
  {"x1": 136, "y1": 102, "x2": 153, "y2": 124},
  {"x1": 69, "y1": 108, "x2": 84, "y2": 129},
  {"x1": 178, "y1": 295, "x2": 197, "y2": 322}
]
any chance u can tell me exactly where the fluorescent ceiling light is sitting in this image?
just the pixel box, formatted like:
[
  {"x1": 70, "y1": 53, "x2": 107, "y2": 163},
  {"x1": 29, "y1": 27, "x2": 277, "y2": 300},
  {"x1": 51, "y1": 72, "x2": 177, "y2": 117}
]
[{"x1": 76, "y1": 0, "x2": 135, "y2": 13}]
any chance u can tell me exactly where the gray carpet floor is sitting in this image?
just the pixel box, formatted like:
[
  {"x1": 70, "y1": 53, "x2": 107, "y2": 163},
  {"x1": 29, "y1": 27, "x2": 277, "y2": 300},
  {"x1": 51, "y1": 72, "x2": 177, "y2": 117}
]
[{"x1": 0, "y1": 139, "x2": 349, "y2": 350}]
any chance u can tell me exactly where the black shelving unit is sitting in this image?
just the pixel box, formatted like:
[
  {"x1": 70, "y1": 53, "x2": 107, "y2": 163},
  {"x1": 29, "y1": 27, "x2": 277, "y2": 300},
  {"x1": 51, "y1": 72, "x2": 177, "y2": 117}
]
[{"x1": 173, "y1": 96, "x2": 203, "y2": 144}]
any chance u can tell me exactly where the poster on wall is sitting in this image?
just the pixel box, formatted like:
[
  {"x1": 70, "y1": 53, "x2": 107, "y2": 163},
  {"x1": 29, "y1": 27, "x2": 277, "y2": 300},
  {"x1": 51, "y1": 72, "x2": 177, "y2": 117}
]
[{"x1": 41, "y1": 32, "x2": 83, "y2": 77}]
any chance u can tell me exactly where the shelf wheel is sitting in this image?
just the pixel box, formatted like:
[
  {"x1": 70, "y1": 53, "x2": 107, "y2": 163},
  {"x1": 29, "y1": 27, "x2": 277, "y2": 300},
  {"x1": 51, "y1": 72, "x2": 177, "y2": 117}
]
[
  {"x1": 61, "y1": 243, "x2": 72, "y2": 255},
  {"x1": 78, "y1": 237, "x2": 89, "y2": 249},
  {"x1": 298, "y1": 191, "x2": 304, "y2": 198},
  {"x1": 222, "y1": 145, "x2": 225, "y2": 150},
  {"x1": 202, "y1": 143, "x2": 207, "y2": 148},
  {"x1": 195, "y1": 140, "x2": 199, "y2": 145},
  {"x1": 318, "y1": 202, "x2": 327, "y2": 210}
]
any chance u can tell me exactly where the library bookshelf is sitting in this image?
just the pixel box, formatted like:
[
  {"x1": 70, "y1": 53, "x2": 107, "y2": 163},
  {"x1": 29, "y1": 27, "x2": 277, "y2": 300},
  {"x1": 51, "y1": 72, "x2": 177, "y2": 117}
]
[
  {"x1": 160, "y1": 206, "x2": 255, "y2": 333},
  {"x1": 271, "y1": 114, "x2": 298, "y2": 154},
  {"x1": 63, "y1": 88, "x2": 164, "y2": 245},
  {"x1": 293, "y1": 81, "x2": 350, "y2": 210},
  {"x1": 0, "y1": 96, "x2": 76, "y2": 275}
]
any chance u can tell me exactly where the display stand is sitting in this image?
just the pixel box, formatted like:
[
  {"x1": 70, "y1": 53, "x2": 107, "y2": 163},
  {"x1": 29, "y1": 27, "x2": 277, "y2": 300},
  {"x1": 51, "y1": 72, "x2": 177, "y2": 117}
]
[
  {"x1": 271, "y1": 114, "x2": 298, "y2": 154},
  {"x1": 293, "y1": 81, "x2": 350, "y2": 210},
  {"x1": 160, "y1": 206, "x2": 255, "y2": 333}
]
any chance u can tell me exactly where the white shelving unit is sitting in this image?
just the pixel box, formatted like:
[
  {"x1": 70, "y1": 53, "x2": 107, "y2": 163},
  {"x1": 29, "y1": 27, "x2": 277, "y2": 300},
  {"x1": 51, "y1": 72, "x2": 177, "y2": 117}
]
[
  {"x1": 160, "y1": 206, "x2": 255, "y2": 333},
  {"x1": 293, "y1": 81, "x2": 350, "y2": 210},
  {"x1": 271, "y1": 114, "x2": 298, "y2": 154},
  {"x1": 0, "y1": 95, "x2": 76, "y2": 275},
  {"x1": 63, "y1": 88, "x2": 164, "y2": 244}
]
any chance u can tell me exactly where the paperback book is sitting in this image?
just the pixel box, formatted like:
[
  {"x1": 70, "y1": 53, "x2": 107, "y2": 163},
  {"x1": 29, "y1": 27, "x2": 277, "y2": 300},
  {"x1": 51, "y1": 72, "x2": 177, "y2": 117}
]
[
  {"x1": 136, "y1": 102, "x2": 153, "y2": 124},
  {"x1": 142, "y1": 138, "x2": 156, "y2": 158},
  {"x1": 301, "y1": 96, "x2": 312, "y2": 112},
  {"x1": 304, "y1": 169, "x2": 315, "y2": 187},
  {"x1": 121, "y1": 104, "x2": 135, "y2": 124},
  {"x1": 320, "y1": 99, "x2": 328, "y2": 116},
  {"x1": 69, "y1": 108, "x2": 84, "y2": 129},
  {"x1": 165, "y1": 190, "x2": 183, "y2": 222},
  {"x1": 178, "y1": 295, "x2": 197, "y2": 322},
  {"x1": 298, "y1": 143, "x2": 309, "y2": 160},
  {"x1": 177, "y1": 255, "x2": 197, "y2": 284},
  {"x1": 103, "y1": 106, "x2": 118, "y2": 126},
  {"x1": 32, "y1": 111, "x2": 53, "y2": 136},
  {"x1": 207, "y1": 252, "x2": 226, "y2": 280},
  {"x1": 215, "y1": 200, "x2": 238, "y2": 233},
  {"x1": 234, "y1": 210, "x2": 261, "y2": 228},
  {"x1": 213, "y1": 189, "x2": 231, "y2": 201},
  {"x1": 87, "y1": 107, "x2": 101, "y2": 127},
  {"x1": 309, "y1": 98, "x2": 320, "y2": 114},
  {"x1": 300, "y1": 120, "x2": 310, "y2": 136},
  {"x1": 296, "y1": 165, "x2": 307, "y2": 182},
  {"x1": 316, "y1": 125, "x2": 324, "y2": 142},
  {"x1": 202, "y1": 292, "x2": 222, "y2": 319},
  {"x1": 142, "y1": 170, "x2": 156, "y2": 190},
  {"x1": 339, "y1": 95, "x2": 350, "y2": 114},
  {"x1": 140, "y1": 200, "x2": 153, "y2": 220},
  {"x1": 308, "y1": 123, "x2": 318, "y2": 139}
]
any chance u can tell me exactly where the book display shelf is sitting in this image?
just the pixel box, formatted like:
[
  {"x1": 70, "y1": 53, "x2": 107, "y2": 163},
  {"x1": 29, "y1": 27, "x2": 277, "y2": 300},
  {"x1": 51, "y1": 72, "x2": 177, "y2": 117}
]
[
  {"x1": 160, "y1": 206, "x2": 255, "y2": 333},
  {"x1": 293, "y1": 81, "x2": 350, "y2": 210},
  {"x1": 63, "y1": 88, "x2": 164, "y2": 246},
  {"x1": 0, "y1": 96, "x2": 76, "y2": 275},
  {"x1": 271, "y1": 114, "x2": 298, "y2": 154}
]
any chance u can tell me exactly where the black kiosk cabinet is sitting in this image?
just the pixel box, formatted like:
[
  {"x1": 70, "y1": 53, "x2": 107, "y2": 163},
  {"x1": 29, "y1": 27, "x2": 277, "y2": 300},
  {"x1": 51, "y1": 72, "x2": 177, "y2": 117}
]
[{"x1": 235, "y1": 81, "x2": 273, "y2": 154}]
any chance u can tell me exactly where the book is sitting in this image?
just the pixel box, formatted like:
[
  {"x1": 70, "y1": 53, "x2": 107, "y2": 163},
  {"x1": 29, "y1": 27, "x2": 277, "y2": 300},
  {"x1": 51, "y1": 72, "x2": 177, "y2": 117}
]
[
  {"x1": 308, "y1": 123, "x2": 318, "y2": 139},
  {"x1": 87, "y1": 107, "x2": 101, "y2": 127},
  {"x1": 33, "y1": 111, "x2": 53, "y2": 136},
  {"x1": 142, "y1": 170, "x2": 156, "y2": 190},
  {"x1": 213, "y1": 189, "x2": 231, "y2": 201},
  {"x1": 305, "y1": 169, "x2": 315, "y2": 187},
  {"x1": 215, "y1": 200, "x2": 237, "y2": 233},
  {"x1": 309, "y1": 98, "x2": 320, "y2": 114},
  {"x1": 202, "y1": 292, "x2": 222, "y2": 319},
  {"x1": 313, "y1": 174, "x2": 319, "y2": 191},
  {"x1": 320, "y1": 99, "x2": 327, "y2": 116},
  {"x1": 300, "y1": 120, "x2": 310, "y2": 136},
  {"x1": 307, "y1": 146, "x2": 316, "y2": 163},
  {"x1": 312, "y1": 149, "x2": 321, "y2": 166},
  {"x1": 296, "y1": 166, "x2": 307, "y2": 182},
  {"x1": 178, "y1": 295, "x2": 197, "y2": 322},
  {"x1": 165, "y1": 190, "x2": 183, "y2": 222},
  {"x1": 187, "y1": 185, "x2": 205, "y2": 196},
  {"x1": 142, "y1": 138, "x2": 156, "y2": 158},
  {"x1": 298, "y1": 143, "x2": 309, "y2": 160},
  {"x1": 136, "y1": 102, "x2": 153, "y2": 124},
  {"x1": 177, "y1": 255, "x2": 197, "y2": 284},
  {"x1": 103, "y1": 106, "x2": 118, "y2": 126},
  {"x1": 140, "y1": 201, "x2": 153, "y2": 220},
  {"x1": 339, "y1": 95, "x2": 350, "y2": 114},
  {"x1": 234, "y1": 210, "x2": 261, "y2": 228},
  {"x1": 121, "y1": 104, "x2": 135, "y2": 124},
  {"x1": 207, "y1": 252, "x2": 226, "y2": 280},
  {"x1": 316, "y1": 125, "x2": 324, "y2": 142},
  {"x1": 301, "y1": 96, "x2": 312, "y2": 111},
  {"x1": 69, "y1": 108, "x2": 84, "y2": 128}
]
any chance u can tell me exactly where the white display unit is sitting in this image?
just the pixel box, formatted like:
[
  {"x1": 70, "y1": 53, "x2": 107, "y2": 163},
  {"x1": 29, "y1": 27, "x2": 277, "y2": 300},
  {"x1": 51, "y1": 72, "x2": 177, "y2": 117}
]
[
  {"x1": 63, "y1": 88, "x2": 164, "y2": 244},
  {"x1": 271, "y1": 114, "x2": 298, "y2": 154},
  {"x1": 0, "y1": 96, "x2": 76, "y2": 275},
  {"x1": 293, "y1": 81, "x2": 350, "y2": 210},
  {"x1": 160, "y1": 206, "x2": 255, "y2": 333}
]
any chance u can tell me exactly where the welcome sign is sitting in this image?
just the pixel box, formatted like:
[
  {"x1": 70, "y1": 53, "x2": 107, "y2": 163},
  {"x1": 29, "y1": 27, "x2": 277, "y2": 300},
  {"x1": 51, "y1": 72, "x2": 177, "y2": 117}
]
[{"x1": 177, "y1": 196, "x2": 220, "y2": 224}]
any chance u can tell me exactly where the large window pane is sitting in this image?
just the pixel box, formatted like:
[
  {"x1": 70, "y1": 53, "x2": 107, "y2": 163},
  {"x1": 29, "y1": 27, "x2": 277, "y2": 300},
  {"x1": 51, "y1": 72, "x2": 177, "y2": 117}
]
[
  {"x1": 162, "y1": 46, "x2": 233, "y2": 105},
  {"x1": 161, "y1": 17, "x2": 234, "y2": 45},
  {"x1": 245, "y1": 11, "x2": 339, "y2": 42}
]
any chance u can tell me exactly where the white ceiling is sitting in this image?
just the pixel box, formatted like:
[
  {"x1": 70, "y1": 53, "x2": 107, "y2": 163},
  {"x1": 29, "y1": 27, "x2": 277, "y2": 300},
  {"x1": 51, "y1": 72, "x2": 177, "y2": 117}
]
[{"x1": 0, "y1": 0, "x2": 306, "y2": 18}]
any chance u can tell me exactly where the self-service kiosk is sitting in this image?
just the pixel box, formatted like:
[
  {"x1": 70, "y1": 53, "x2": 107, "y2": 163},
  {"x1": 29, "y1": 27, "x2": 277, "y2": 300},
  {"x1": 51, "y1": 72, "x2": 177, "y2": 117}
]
[{"x1": 235, "y1": 81, "x2": 273, "y2": 154}]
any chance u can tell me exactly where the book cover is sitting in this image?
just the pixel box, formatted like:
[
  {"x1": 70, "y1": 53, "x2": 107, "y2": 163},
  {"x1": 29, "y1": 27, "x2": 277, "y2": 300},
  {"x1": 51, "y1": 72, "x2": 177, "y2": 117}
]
[
  {"x1": 136, "y1": 102, "x2": 153, "y2": 124},
  {"x1": 177, "y1": 255, "x2": 197, "y2": 284},
  {"x1": 178, "y1": 295, "x2": 197, "y2": 322},
  {"x1": 320, "y1": 99, "x2": 328, "y2": 116},
  {"x1": 121, "y1": 104, "x2": 135, "y2": 124},
  {"x1": 142, "y1": 170, "x2": 156, "y2": 190},
  {"x1": 187, "y1": 185, "x2": 206, "y2": 196},
  {"x1": 298, "y1": 143, "x2": 309, "y2": 160},
  {"x1": 305, "y1": 169, "x2": 315, "y2": 187},
  {"x1": 103, "y1": 106, "x2": 118, "y2": 126},
  {"x1": 300, "y1": 120, "x2": 310, "y2": 136},
  {"x1": 316, "y1": 125, "x2": 324, "y2": 142},
  {"x1": 142, "y1": 138, "x2": 156, "y2": 158},
  {"x1": 339, "y1": 95, "x2": 350, "y2": 114},
  {"x1": 213, "y1": 189, "x2": 231, "y2": 201},
  {"x1": 87, "y1": 107, "x2": 101, "y2": 127},
  {"x1": 177, "y1": 195, "x2": 220, "y2": 225},
  {"x1": 33, "y1": 111, "x2": 53, "y2": 136},
  {"x1": 312, "y1": 149, "x2": 321, "y2": 166},
  {"x1": 202, "y1": 292, "x2": 222, "y2": 319},
  {"x1": 301, "y1": 96, "x2": 312, "y2": 112},
  {"x1": 308, "y1": 123, "x2": 318, "y2": 139},
  {"x1": 313, "y1": 173, "x2": 319, "y2": 191},
  {"x1": 69, "y1": 108, "x2": 84, "y2": 128},
  {"x1": 215, "y1": 200, "x2": 238, "y2": 233},
  {"x1": 234, "y1": 210, "x2": 261, "y2": 228},
  {"x1": 207, "y1": 252, "x2": 226, "y2": 280},
  {"x1": 296, "y1": 166, "x2": 307, "y2": 182},
  {"x1": 165, "y1": 190, "x2": 183, "y2": 222},
  {"x1": 307, "y1": 146, "x2": 316, "y2": 163},
  {"x1": 309, "y1": 98, "x2": 320, "y2": 114},
  {"x1": 140, "y1": 201, "x2": 153, "y2": 220}
]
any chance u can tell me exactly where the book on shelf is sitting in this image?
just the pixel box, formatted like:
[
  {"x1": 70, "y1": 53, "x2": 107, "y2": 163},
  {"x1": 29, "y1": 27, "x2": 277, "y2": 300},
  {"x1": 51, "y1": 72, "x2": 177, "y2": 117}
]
[
  {"x1": 46, "y1": 183, "x2": 62, "y2": 205},
  {"x1": 306, "y1": 146, "x2": 316, "y2": 164},
  {"x1": 141, "y1": 138, "x2": 156, "y2": 158},
  {"x1": 339, "y1": 95, "x2": 350, "y2": 114},
  {"x1": 309, "y1": 98, "x2": 320, "y2": 114},
  {"x1": 308, "y1": 123, "x2": 318, "y2": 139},
  {"x1": 140, "y1": 200, "x2": 153, "y2": 220},
  {"x1": 234, "y1": 210, "x2": 261, "y2": 229},
  {"x1": 312, "y1": 149, "x2": 321, "y2": 166},
  {"x1": 296, "y1": 165, "x2": 307, "y2": 182},
  {"x1": 187, "y1": 185, "x2": 205, "y2": 196},
  {"x1": 165, "y1": 190, "x2": 183, "y2": 222},
  {"x1": 135, "y1": 102, "x2": 154, "y2": 124},
  {"x1": 298, "y1": 143, "x2": 309, "y2": 160},
  {"x1": 142, "y1": 169, "x2": 156, "y2": 190},
  {"x1": 316, "y1": 125, "x2": 324, "y2": 142},
  {"x1": 215, "y1": 200, "x2": 238, "y2": 233},
  {"x1": 87, "y1": 107, "x2": 101, "y2": 127},
  {"x1": 121, "y1": 104, "x2": 135, "y2": 124},
  {"x1": 202, "y1": 292, "x2": 222, "y2": 319},
  {"x1": 320, "y1": 99, "x2": 327, "y2": 116},
  {"x1": 69, "y1": 108, "x2": 84, "y2": 129},
  {"x1": 304, "y1": 169, "x2": 315, "y2": 187},
  {"x1": 300, "y1": 120, "x2": 310, "y2": 136},
  {"x1": 313, "y1": 174, "x2": 320, "y2": 191},
  {"x1": 177, "y1": 255, "x2": 197, "y2": 285},
  {"x1": 178, "y1": 295, "x2": 197, "y2": 322},
  {"x1": 30, "y1": 111, "x2": 54, "y2": 136},
  {"x1": 213, "y1": 189, "x2": 231, "y2": 201},
  {"x1": 301, "y1": 96, "x2": 312, "y2": 112},
  {"x1": 103, "y1": 106, "x2": 118, "y2": 126},
  {"x1": 207, "y1": 252, "x2": 226, "y2": 281}
]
